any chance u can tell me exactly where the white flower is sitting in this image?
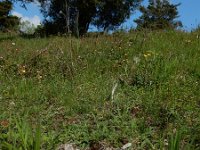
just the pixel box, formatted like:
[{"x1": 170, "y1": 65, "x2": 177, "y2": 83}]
[
  {"x1": 9, "y1": 101, "x2": 15, "y2": 107},
  {"x1": 133, "y1": 56, "x2": 140, "y2": 64},
  {"x1": 12, "y1": 42, "x2": 16, "y2": 46}
]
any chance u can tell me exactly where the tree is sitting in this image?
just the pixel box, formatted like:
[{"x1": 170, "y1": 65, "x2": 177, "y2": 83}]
[
  {"x1": 134, "y1": 0, "x2": 182, "y2": 30},
  {"x1": 0, "y1": 0, "x2": 20, "y2": 31},
  {"x1": 94, "y1": 0, "x2": 141, "y2": 32},
  {"x1": 75, "y1": 0, "x2": 97, "y2": 35},
  {"x1": 36, "y1": 0, "x2": 98, "y2": 35},
  {"x1": 19, "y1": 20, "x2": 36, "y2": 34},
  {"x1": 38, "y1": 0, "x2": 142, "y2": 35}
]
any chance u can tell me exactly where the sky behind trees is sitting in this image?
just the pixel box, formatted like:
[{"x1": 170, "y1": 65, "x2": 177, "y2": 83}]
[{"x1": 11, "y1": 0, "x2": 200, "y2": 31}]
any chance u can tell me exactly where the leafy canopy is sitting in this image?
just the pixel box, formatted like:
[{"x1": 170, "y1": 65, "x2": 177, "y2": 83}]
[
  {"x1": 0, "y1": 0, "x2": 20, "y2": 31},
  {"x1": 135, "y1": 0, "x2": 182, "y2": 30},
  {"x1": 38, "y1": 0, "x2": 142, "y2": 35}
]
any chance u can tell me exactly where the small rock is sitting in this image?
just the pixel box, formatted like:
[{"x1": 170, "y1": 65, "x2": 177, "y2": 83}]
[
  {"x1": 105, "y1": 148, "x2": 114, "y2": 150},
  {"x1": 57, "y1": 144, "x2": 79, "y2": 150}
]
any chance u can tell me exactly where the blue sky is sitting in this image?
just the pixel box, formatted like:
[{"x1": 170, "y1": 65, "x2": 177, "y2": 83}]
[{"x1": 12, "y1": 0, "x2": 200, "y2": 31}]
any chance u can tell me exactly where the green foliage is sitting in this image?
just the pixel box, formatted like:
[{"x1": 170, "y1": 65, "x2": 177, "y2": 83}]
[
  {"x1": 93, "y1": 0, "x2": 142, "y2": 31},
  {"x1": 193, "y1": 25, "x2": 200, "y2": 33},
  {"x1": 0, "y1": 30, "x2": 200, "y2": 149},
  {"x1": 135, "y1": 0, "x2": 182, "y2": 30},
  {"x1": 168, "y1": 130, "x2": 182, "y2": 150},
  {"x1": 0, "y1": 0, "x2": 20, "y2": 32},
  {"x1": 0, "y1": 117, "x2": 42, "y2": 150},
  {"x1": 19, "y1": 20, "x2": 36, "y2": 34},
  {"x1": 38, "y1": 0, "x2": 142, "y2": 36}
]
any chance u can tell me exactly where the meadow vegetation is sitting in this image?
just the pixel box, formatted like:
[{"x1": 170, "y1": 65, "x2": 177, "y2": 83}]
[{"x1": 0, "y1": 30, "x2": 200, "y2": 149}]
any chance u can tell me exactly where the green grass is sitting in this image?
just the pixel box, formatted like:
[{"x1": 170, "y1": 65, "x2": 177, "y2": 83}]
[{"x1": 0, "y1": 30, "x2": 200, "y2": 149}]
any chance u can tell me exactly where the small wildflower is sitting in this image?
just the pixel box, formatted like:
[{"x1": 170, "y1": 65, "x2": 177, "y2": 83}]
[
  {"x1": 36, "y1": 70, "x2": 43, "y2": 81},
  {"x1": 144, "y1": 53, "x2": 151, "y2": 58},
  {"x1": 127, "y1": 41, "x2": 133, "y2": 47},
  {"x1": 133, "y1": 56, "x2": 140, "y2": 64},
  {"x1": 10, "y1": 101, "x2": 15, "y2": 107},
  {"x1": 18, "y1": 65, "x2": 26, "y2": 75},
  {"x1": 37, "y1": 74, "x2": 43, "y2": 80},
  {"x1": 185, "y1": 40, "x2": 192, "y2": 44},
  {"x1": 144, "y1": 51, "x2": 154, "y2": 59},
  {"x1": 173, "y1": 128, "x2": 177, "y2": 134},
  {"x1": 164, "y1": 139, "x2": 168, "y2": 146},
  {"x1": 11, "y1": 42, "x2": 15, "y2": 46},
  {"x1": 0, "y1": 120, "x2": 9, "y2": 128}
]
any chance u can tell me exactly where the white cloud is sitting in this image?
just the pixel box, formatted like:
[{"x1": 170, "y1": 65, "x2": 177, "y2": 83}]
[
  {"x1": 12, "y1": 11, "x2": 41, "y2": 27},
  {"x1": 12, "y1": 11, "x2": 23, "y2": 18},
  {"x1": 33, "y1": 0, "x2": 41, "y2": 7}
]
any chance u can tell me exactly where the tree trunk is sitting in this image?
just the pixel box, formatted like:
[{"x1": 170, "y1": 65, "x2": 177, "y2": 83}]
[
  {"x1": 65, "y1": 0, "x2": 71, "y2": 34},
  {"x1": 74, "y1": 9, "x2": 79, "y2": 37}
]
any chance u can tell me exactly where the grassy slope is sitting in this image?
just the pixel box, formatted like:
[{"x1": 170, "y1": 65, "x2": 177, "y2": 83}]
[{"x1": 0, "y1": 30, "x2": 200, "y2": 149}]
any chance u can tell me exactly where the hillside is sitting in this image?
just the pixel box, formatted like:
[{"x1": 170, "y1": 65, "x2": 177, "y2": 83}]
[{"x1": 0, "y1": 30, "x2": 200, "y2": 149}]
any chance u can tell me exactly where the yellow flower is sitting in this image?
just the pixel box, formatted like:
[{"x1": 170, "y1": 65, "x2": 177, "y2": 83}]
[
  {"x1": 143, "y1": 50, "x2": 156, "y2": 59},
  {"x1": 18, "y1": 65, "x2": 26, "y2": 75},
  {"x1": 36, "y1": 70, "x2": 43, "y2": 80},
  {"x1": 185, "y1": 40, "x2": 192, "y2": 44},
  {"x1": 144, "y1": 53, "x2": 151, "y2": 59},
  {"x1": 37, "y1": 74, "x2": 43, "y2": 80}
]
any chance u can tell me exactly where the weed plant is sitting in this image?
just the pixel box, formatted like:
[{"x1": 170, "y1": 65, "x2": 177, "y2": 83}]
[{"x1": 0, "y1": 30, "x2": 200, "y2": 149}]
